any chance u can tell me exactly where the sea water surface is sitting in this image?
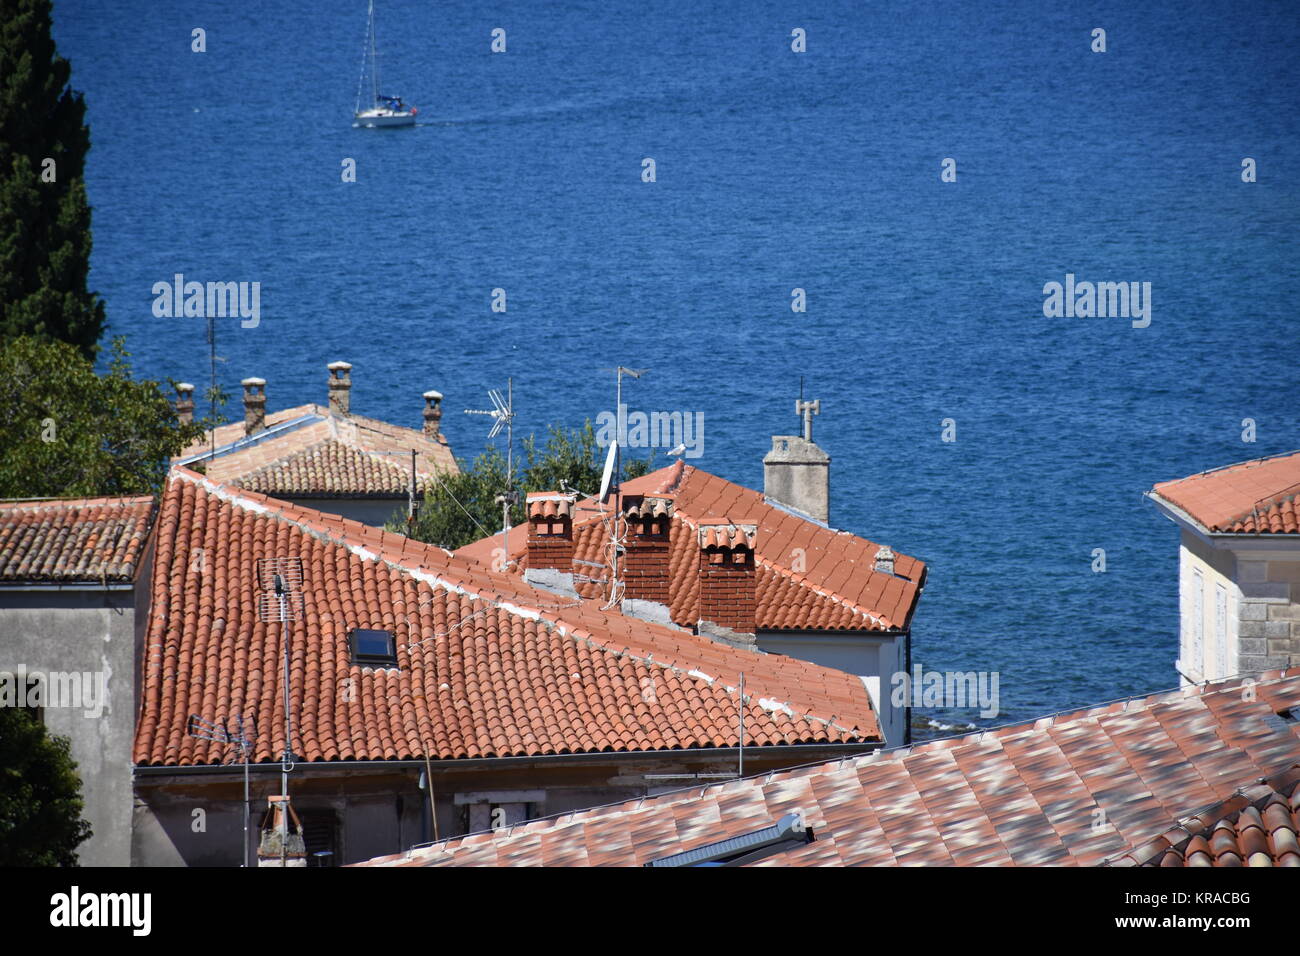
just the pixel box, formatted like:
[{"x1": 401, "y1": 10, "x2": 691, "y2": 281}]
[{"x1": 52, "y1": 0, "x2": 1300, "y2": 734}]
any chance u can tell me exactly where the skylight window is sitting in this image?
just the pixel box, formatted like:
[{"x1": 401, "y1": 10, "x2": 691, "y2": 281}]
[
  {"x1": 643, "y1": 812, "x2": 813, "y2": 867},
  {"x1": 350, "y1": 628, "x2": 397, "y2": 668}
]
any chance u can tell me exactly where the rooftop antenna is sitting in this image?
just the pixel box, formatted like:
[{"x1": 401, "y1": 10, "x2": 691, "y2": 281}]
[
  {"x1": 256, "y1": 557, "x2": 304, "y2": 866},
  {"x1": 598, "y1": 367, "x2": 646, "y2": 605},
  {"x1": 187, "y1": 713, "x2": 256, "y2": 867},
  {"x1": 739, "y1": 672, "x2": 745, "y2": 778},
  {"x1": 464, "y1": 379, "x2": 516, "y2": 567}
]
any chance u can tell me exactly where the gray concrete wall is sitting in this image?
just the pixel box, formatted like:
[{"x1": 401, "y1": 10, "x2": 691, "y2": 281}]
[
  {"x1": 0, "y1": 585, "x2": 139, "y2": 866},
  {"x1": 762, "y1": 436, "x2": 830, "y2": 524}
]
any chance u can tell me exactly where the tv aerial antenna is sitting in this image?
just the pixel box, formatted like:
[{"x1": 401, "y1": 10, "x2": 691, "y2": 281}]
[
  {"x1": 464, "y1": 379, "x2": 516, "y2": 568},
  {"x1": 597, "y1": 367, "x2": 647, "y2": 606},
  {"x1": 255, "y1": 556, "x2": 304, "y2": 866},
  {"x1": 187, "y1": 713, "x2": 256, "y2": 866}
]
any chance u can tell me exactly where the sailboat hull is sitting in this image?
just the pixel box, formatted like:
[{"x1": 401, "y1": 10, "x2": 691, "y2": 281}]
[{"x1": 354, "y1": 110, "x2": 416, "y2": 127}]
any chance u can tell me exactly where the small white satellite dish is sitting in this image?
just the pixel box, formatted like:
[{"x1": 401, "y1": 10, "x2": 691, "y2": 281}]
[{"x1": 598, "y1": 441, "x2": 619, "y2": 503}]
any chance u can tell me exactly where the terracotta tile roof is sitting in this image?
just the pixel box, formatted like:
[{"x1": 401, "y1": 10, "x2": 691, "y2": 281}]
[
  {"x1": 133, "y1": 468, "x2": 882, "y2": 767},
  {"x1": 237, "y1": 438, "x2": 419, "y2": 498},
  {"x1": 1150, "y1": 450, "x2": 1300, "y2": 534},
  {"x1": 356, "y1": 671, "x2": 1300, "y2": 867},
  {"x1": 0, "y1": 496, "x2": 156, "y2": 583},
  {"x1": 176, "y1": 404, "x2": 457, "y2": 498},
  {"x1": 458, "y1": 462, "x2": 925, "y2": 633},
  {"x1": 1131, "y1": 767, "x2": 1300, "y2": 867}
]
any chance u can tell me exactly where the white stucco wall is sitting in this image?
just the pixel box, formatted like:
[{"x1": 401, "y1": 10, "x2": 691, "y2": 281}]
[
  {"x1": 755, "y1": 631, "x2": 906, "y2": 747},
  {"x1": 1177, "y1": 530, "x2": 1300, "y2": 683}
]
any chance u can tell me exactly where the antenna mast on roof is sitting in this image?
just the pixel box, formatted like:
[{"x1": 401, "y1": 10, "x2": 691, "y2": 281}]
[
  {"x1": 256, "y1": 557, "x2": 304, "y2": 866},
  {"x1": 187, "y1": 713, "x2": 255, "y2": 866},
  {"x1": 464, "y1": 379, "x2": 516, "y2": 569},
  {"x1": 599, "y1": 367, "x2": 646, "y2": 605}
]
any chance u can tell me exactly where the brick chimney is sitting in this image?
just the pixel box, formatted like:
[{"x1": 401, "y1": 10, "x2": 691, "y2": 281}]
[
  {"x1": 763, "y1": 397, "x2": 830, "y2": 524},
  {"x1": 241, "y1": 377, "x2": 266, "y2": 436},
  {"x1": 328, "y1": 361, "x2": 352, "y2": 415},
  {"x1": 621, "y1": 494, "x2": 674, "y2": 606},
  {"x1": 174, "y1": 382, "x2": 195, "y2": 425},
  {"x1": 697, "y1": 520, "x2": 758, "y2": 643},
  {"x1": 522, "y1": 492, "x2": 577, "y2": 595},
  {"x1": 874, "y1": 545, "x2": 895, "y2": 575},
  {"x1": 423, "y1": 390, "x2": 443, "y2": 439}
]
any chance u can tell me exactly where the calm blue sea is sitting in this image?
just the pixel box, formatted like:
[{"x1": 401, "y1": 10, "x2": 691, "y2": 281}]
[{"x1": 52, "y1": 0, "x2": 1300, "y2": 733}]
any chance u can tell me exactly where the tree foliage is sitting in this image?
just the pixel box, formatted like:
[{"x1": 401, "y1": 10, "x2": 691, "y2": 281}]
[
  {"x1": 0, "y1": 705, "x2": 93, "y2": 866},
  {"x1": 0, "y1": 336, "x2": 207, "y2": 497},
  {"x1": 0, "y1": 0, "x2": 105, "y2": 358},
  {"x1": 391, "y1": 420, "x2": 653, "y2": 550}
]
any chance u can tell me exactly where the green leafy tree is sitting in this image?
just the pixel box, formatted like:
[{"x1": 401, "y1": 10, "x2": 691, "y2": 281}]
[
  {"x1": 0, "y1": 336, "x2": 207, "y2": 497},
  {"x1": 0, "y1": 705, "x2": 92, "y2": 866},
  {"x1": 392, "y1": 420, "x2": 654, "y2": 550},
  {"x1": 0, "y1": 0, "x2": 105, "y2": 358}
]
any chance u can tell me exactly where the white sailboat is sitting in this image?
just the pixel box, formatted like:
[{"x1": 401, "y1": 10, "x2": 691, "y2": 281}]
[{"x1": 354, "y1": 0, "x2": 417, "y2": 127}]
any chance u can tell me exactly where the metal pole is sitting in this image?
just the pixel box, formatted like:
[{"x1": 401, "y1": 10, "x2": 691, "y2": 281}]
[
  {"x1": 369, "y1": 0, "x2": 378, "y2": 105},
  {"x1": 738, "y1": 672, "x2": 745, "y2": 778},
  {"x1": 243, "y1": 742, "x2": 250, "y2": 868},
  {"x1": 409, "y1": 448, "x2": 416, "y2": 526},
  {"x1": 424, "y1": 750, "x2": 438, "y2": 842},
  {"x1": 612, "y1": 370, "x2": 623, "y2": 597},
  {"x1": 279, "y1": 580, "x2": 291, "y2": 868},
  {"x1": 502, "y1": 378, "x2": 512, "y2": 566}
]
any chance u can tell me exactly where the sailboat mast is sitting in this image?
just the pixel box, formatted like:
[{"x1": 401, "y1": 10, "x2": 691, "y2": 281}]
[{"x1": 369, "y1": 0, "x2": 380, "y2": 106}]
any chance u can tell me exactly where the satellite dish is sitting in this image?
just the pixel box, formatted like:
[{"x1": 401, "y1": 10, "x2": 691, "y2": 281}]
[{"x1": 598, "y1": 441, "x2": 619, "y2": 502}]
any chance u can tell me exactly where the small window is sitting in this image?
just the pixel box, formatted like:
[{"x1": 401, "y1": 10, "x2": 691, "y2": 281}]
[{"x1": 350, "y1": 628, "x2": 398, "y2": 668}]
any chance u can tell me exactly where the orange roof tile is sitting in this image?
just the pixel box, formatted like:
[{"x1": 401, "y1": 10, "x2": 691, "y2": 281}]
[
  {"x1": 0, "y1": 496, "x2": 156, "y2": 582},
  {"x1": 1134, "y1": 767, "x2": 1300, "y2": 867},
  {"x1": 357, "y1": 671, "x2": 1300, "y2": 867},
  {"x1": 132, "y1": 468, "x2": 882, "y2": 768},
  {"x1": 1151, "y1": 450, "x2": 1300, "y2": 534},
  {"x1": 457, "y1": 462, "x2": 925, "y2": 632}
]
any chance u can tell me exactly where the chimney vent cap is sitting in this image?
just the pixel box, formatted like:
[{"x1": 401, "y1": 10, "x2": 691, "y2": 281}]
[
  {"x1": 423, "y1": 389, "x2": 443, "y2": 401},
  {"x1": 241, "y1": 377, "x2": 266, "y2": 387},
  {"x1": 327, "y1": 361, "x2": 353, "y2": 371},
  {"x1": 176, "y1": 382, "x2": 195, "y2": 393}
]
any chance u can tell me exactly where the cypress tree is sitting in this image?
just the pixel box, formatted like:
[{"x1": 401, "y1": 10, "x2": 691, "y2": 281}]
[{"x1": 0, "y1": 0, "x2": 105, "y2": 358}]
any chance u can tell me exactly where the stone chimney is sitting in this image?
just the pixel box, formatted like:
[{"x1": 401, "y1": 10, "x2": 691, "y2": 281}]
[
  {"x1": 423, "y1": 390, "x2": 443, "y2": 439},
  {"x1": 874, "y1": 545, "x2": 896, "y2": 575},
  {"x1": 241, "y1": 377, "x2": 266, "y2": 436},
  {"x1": 621, "y1": 494, "x2": 674, "y2": 607},
  {"x1": 763, "y1": 397, "x2": 830, "y2": 523},
  {"x1": 257, "y1": 795, "x2": 306, "y2": 867},
  {"x1": 174, "y1": 382, "x2": 195, "y2": 425},
  {"x1": 697, "y1": 520, "x2": 758, "y2": 644},
  {"x1": 522, "y1": 492, "x2": 577, "y2": 595},
  {"x1": 328, "y1": 361, "x2": 352, "y2": 415}
]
